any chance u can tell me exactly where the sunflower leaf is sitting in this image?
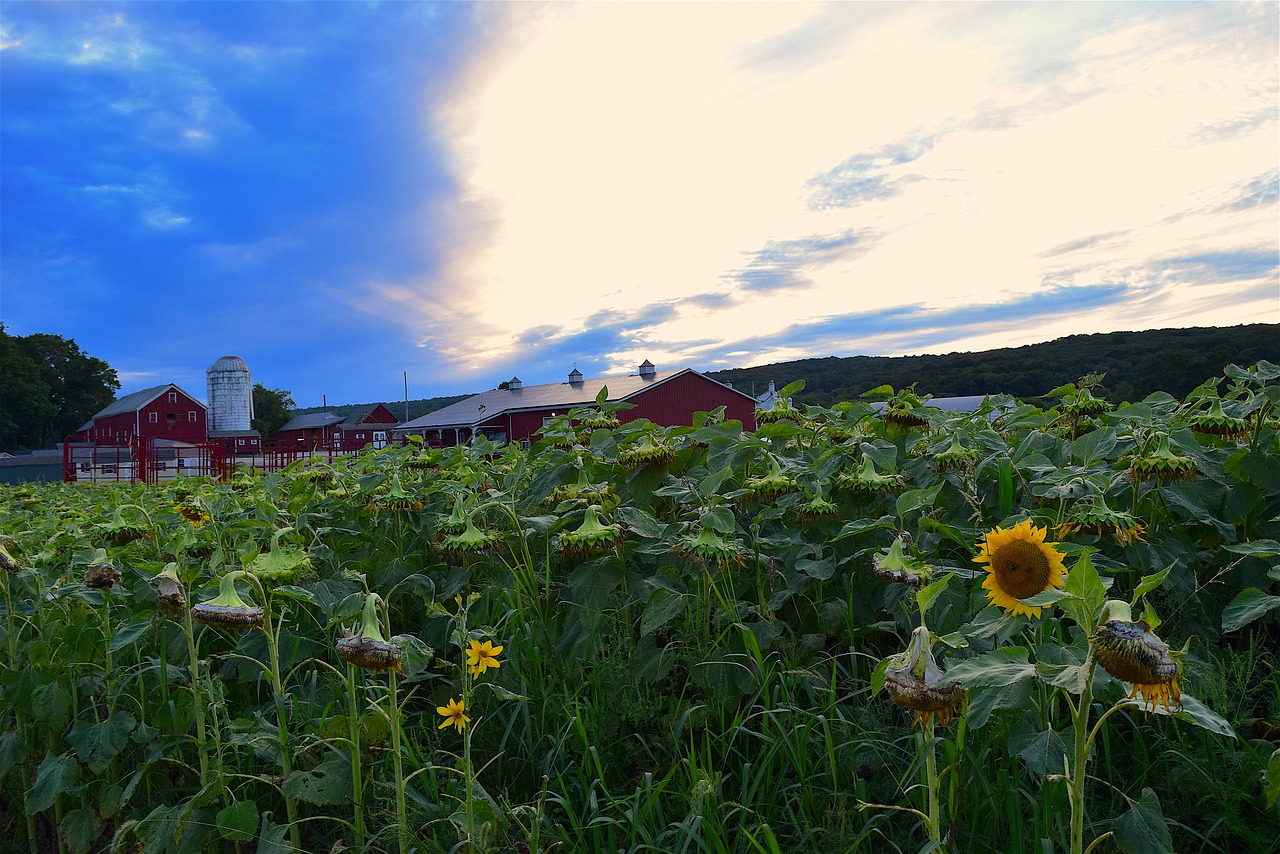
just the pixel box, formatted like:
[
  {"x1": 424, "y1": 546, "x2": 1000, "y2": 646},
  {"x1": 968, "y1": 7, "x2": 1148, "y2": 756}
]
[
  {"x1": 1221, "y1": 588, "x2": 1280, "y2": 633},
  {"x1": 1264, "y1": 749, "x2": 1280, "y2": 809},
  {"x1": 1113, "y1": 788, "x2": 1173, "y2": 854},
  {"x1": 1062, "y1": 550, "x2": 1106, "y2": 629},
  {"x1": 1132, "y1": 562, "x2": 1176, "y2": 604},
  {"x1": 944, "y1": 647, "x2": 1035, "y2": 689}
]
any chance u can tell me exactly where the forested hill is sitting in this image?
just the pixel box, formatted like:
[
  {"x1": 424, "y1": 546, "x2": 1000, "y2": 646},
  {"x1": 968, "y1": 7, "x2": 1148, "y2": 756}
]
[
  {"x1": 708, "y1": 324, "x2": 1279, "y2": 408},
  {"x1": 292, "y1": 394, "x2": 469, "y2": 422}
]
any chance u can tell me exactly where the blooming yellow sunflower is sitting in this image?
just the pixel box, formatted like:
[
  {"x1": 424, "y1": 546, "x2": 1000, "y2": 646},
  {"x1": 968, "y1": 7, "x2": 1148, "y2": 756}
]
[
  {"x1": 466, "y1": 639, "x2": 503, "y2": 677},
  {"x1": 437, "y1": 697, "x2": 470, "y2": 733},
  {"x1": 974, "y1": 519, "x2": 1067, "y2": 618}
]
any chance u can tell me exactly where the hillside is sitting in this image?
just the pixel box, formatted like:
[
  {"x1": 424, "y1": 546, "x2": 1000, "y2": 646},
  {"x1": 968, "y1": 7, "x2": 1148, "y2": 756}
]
[
  {"x1": 292, "y1": 394, "x2": 469, "y2": 422},
  {"x1": 708, "y1": 324, "x2": 1279, "y2": 407}
]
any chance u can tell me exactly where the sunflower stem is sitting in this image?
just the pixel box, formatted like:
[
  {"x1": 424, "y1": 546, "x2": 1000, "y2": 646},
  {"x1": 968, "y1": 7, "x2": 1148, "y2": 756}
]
[
  {"x1": 923, "y1": 717, "x2": 941, "y2": 843},
  {"x1": 1069, "y1": 651, "x2": 1098, "y2": 854}
]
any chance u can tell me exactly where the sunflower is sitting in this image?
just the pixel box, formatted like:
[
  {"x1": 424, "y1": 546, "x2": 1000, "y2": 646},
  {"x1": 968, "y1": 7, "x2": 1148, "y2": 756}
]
[
  {"x1": 1187, "y1": 399, "x2": 1250, "y2": 441},
  {"x1": 84, "y1": 562, "x2": 122, "y2": 590},
  {"x1": 1092, "y1": 617, "x2": 1181, "y2": 713},
  {"x1": 175, "y1": 504, "x2": 210, "y2": 527},
  {"x1": 191, "y1": 571, "x2": 264, "y2": 629},
  {"x1": 883, "y1": 627, "x2": 966, "y2": 728},
  {"x1": 974, "y1": 519, "x2": 1067, "y2": 618},
  {"x1": 557, "y1": 505, "x2": 622, "y2": 556},
  {"x1": 1128, "y1": 434, "x2": 1198, "y2": 483},
  {"x1": 1055, "y1": 498, "x2": 1146, "y2": 546},
  {"x1": 150, "y1": 562, "x2": 187, "y2": 618},
  {"x1": 465, "y1": 639, "x2": 504, "y2": 677},
  {"x1": 336, "y1": 594, "x2": 402, "y2": 672},
  {"x1": 437, "y1": 698, "x2": 470, "y2": 733}
]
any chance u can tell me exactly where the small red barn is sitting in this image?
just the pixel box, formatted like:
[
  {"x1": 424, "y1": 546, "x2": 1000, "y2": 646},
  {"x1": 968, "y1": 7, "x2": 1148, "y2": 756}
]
[
  {"x1": 277, "y1": 404, "x2": 399, "y2": 451},
  {"x1": 393, "y1": 362, "x2": 757, "y2": 448},
  {"x1": 75, "y1": 384, "x2": 208, "y2": 446}
]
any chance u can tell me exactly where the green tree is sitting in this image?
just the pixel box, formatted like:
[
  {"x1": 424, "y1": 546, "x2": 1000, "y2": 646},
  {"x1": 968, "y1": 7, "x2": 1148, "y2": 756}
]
[
  {"x1": 5, "y1": 329, "x2": 118, "y2": 448},
  {"x1": 252, "y1": 384, "x2": 296, "y2": 438},
  {"x1": 0, "y1": 326, "x2": 56, "y2": 451}
]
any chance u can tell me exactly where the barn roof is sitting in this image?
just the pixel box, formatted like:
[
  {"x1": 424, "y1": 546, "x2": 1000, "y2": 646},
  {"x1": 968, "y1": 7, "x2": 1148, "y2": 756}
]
[
  {"x1": 395, "y1": 367, "x2": 753, "y2": 432},
  {"x1": 90, "y1": 384, "x2": 206, "y2": 419},
  {"x1": 278, "y1": 412, "x2": 345, "y2": 432}
]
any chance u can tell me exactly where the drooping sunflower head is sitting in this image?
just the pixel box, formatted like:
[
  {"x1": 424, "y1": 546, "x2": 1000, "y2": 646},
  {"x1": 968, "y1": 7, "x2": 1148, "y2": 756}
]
[
  {"x1": 1187, "y1": 398, "x2": 1251, "y2": 441},
  {"x1": 882, "y1": 627, "x2": 966, "y2": 728},
  {"x1": 1128, "y1": 433, "x2": 1198, "y2": 483},
  {"x1": 1092, "y1": 616, "x2": 1182, "y2": 713},
  {"x1": 974, "y1": 519, "x2": 1067, "y2": 618},
  {"x1": 1055, "y1": 498, "x2": 1146, "y2": 546}
]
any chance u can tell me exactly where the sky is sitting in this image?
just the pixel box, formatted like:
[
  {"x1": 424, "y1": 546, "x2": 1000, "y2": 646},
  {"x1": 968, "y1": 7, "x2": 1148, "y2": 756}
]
[{"x1": 2, "y1": 1, "x2": 1277, "y2": 409}]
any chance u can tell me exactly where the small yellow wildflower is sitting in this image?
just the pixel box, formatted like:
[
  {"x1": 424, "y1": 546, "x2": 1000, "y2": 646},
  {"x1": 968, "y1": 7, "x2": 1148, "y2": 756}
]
[
  {"x1": 437, "y1": 697, "x2": 470, "y2": 733},
  {"x1": 466, "y1": 639, "x2": 504, "y2": 677}
]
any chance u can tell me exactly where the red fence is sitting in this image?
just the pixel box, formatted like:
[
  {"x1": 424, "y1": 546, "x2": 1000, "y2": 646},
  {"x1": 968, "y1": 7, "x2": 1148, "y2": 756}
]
[{"x1": 63, "y1": 437, "x2": 393, "y2": 484}]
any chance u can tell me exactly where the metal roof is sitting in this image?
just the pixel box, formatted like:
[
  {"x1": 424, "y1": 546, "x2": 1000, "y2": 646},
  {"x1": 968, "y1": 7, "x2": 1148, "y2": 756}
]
[
  {"x1": 394, "y1": 367, "x2": 753, "y2": 432},
  {"x1": 278, "y1": 412, "x2": 345, "y2": 432},
  {"x1": 90, "y1": 384, "x2": 206, "y2": 419}
]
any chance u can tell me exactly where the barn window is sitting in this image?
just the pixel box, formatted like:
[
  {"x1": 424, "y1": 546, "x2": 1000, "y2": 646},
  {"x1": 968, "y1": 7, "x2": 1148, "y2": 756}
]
[
  {"x1": 168, "y1": 392, "x2": 177, "y2": 403},
  {"x1": 237, "y1": 439, "x2": 245, "y2": 446},
  {"x1": 188, "y1": 410, "x2": 197, "y2": 422},
  {"x1": 356, "y1": 432, "x2": 366, "y2": 439},
  {"x1": 149, "y1": 412, "x2": 158, "y2": 423}
]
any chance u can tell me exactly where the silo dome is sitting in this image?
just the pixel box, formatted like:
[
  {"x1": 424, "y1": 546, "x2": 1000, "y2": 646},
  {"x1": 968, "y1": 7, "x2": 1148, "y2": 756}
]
[{"x1": 206, "y1": 355, "x2": 254, "y2": 432}]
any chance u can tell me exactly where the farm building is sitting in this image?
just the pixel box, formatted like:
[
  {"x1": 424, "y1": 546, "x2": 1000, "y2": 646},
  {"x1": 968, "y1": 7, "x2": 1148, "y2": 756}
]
[
  {"x1": 277, "y1": 404, "x2": 399, "y2": 451},
  {"x1": 393, "y1": 361, "x2": 758, "y2": 448},
  {"x1": 72, "y1": 383, "x2": 208, "y2": 446}
]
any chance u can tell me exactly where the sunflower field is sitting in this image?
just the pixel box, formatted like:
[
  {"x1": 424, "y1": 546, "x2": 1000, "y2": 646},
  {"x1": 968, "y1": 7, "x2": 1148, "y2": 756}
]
[{"x1": 2, "y1": 363, "x2": 1279, "y2": 854}]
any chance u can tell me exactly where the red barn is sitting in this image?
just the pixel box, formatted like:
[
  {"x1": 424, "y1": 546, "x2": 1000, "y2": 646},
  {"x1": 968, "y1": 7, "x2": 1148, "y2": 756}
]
[
  {"x1": 393, "y1": 361, "x2": 757, "y2": 448},
  {"x1": 277, "y1": 404, "x2": 399, "y2": 451},
  {"x1": 74, "y1": 384, "x2": 207, "y2": 445}
]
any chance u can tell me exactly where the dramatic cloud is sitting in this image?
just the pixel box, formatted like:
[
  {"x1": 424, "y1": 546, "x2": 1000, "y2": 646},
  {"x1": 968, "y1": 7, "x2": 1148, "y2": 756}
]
[{"x1": 2, "y1": 1, "x2": 1275, "y2": 406}]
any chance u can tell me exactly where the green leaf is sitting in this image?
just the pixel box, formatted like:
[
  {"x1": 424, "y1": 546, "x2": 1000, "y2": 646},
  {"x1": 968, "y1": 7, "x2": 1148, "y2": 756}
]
[
  {"x1": 1062, "y1": 550, "x2": 1106, "y2": 630},
  {"x1": 915, "y1": 573, "x2": 953, "y2": 616},
  {"x1": 215, "y1": 800, "x2": 259, "y2": 841},
  {"x1": 966, "y1": 678, "x2": 1034, "y2": 729},
  {"x1": 0, "y1": 730, "x2": 26, "y2": 782},
  {"x1": 998, "y1": 458, "x2": 1014, "y2": 518},
  {"x1": 26, "y1": 753, "x2": 80, "y2": 814},
  {"x1": 870, "y1": 656, "x2": 892, "y2": 696},
  {"x1": 1068, "y1": 428, "x2": 1117, "y2": 466},
  {"x1": 796, "y1": 557, "x2": 835, "y2": 580},
  {"x1": 254, "y1": 810, "x2": 291, "y2": 854},
  {"x1": 32, "y1": 681, "x2": 69, "y2": 729},
  {"x1": 1008, "y1": 719, "x2": 1067, "y2": 776},
  {"x1": 641, "y1": 588, "x2": 687, "y2": 636},
  {"x1": 61, "y1": 806, "x2": 98, "y2": 854},
  {"x1": 1019, "y1": 587, "x2": 1077, "y2": 608},
  {"x1": 944, "y1": 647, "x2": 1036, "y2": 689},
  {"x1": 1133, "y1": 563, "x2": 1176, "y2": 602},
  {"x1": 1222, "y1": 588, "x2": 1280, "y2": 633},
  {"x1": 282, "y1": 754, "x2": 352, "y2": 805},
  {"x1": 109, "y1": 616, "x2": 152, "y2": 653},
  {"x1": 67, "y1": 711, "x2": 136, "y2": 775},
  {"x1": 896, "y1": 485, "x2": 943, "y2": 520},
  {"x1": 616, "y1": 506, "x2": 668, "y2": 539},
  {"x1": 1122, "y1": 693, "x2": 1237, "y2": 738},
  {"x1": 1223, "y1": 539, "x2": 1280, "y2": 558},
  {"x1": 270, "y1": 585, "x2": 316, "y2": 604},
  {"x1": 1264, "y1": 749, "x2": 1280, "y2": 809},
  {"x1": 1113, "y1": 788, "x2": 1173, "y2": 854}
]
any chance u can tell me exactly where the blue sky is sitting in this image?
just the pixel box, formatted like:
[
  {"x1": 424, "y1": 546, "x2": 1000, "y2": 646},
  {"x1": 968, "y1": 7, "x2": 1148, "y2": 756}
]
[{"x1": 2, "y1": 2, "x2": 1276, "y2": 408}]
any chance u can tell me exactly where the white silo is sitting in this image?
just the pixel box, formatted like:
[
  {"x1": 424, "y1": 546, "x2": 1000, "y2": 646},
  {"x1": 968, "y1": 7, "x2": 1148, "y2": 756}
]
[{"x1": 206, "y1": 355, "x2": 254, "y2": 432}]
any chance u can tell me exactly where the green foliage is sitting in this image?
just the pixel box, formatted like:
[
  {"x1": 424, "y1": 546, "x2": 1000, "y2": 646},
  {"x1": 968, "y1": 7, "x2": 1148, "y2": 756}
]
[
  {"x1": 0, "y1": 326, "x2": 119, "y2": 449},
  {"x1": 0, "y1": 359, "x2": 1277, "y2": 852},
  {"x1": 250, "y1": 383, "x2": 296, "y2": 438}
]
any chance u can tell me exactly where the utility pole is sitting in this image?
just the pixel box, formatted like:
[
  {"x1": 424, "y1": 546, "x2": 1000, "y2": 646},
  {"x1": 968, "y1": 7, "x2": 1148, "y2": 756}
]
[{"x1": 403, "y1": 372, "x2": 409, "y2": 422}]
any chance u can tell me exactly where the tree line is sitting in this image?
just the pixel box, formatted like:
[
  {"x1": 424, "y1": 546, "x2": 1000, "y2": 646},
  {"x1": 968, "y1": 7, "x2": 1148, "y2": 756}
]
[
  {"x1": 709, "y1": 324, "x2": 1280, "y2": 408},
  {"x1": 0, "y1": 326, "x2": 119, "y2": 451}
]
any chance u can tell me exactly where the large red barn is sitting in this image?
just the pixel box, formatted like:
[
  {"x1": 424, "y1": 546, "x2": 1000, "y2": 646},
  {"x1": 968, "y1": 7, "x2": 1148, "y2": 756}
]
[
  {"x1": 73, "y1": 383, "x2": 208, "y2": 445},
  {"x1": 393, "y1": 362, "x2": 757, "y2": 447}
]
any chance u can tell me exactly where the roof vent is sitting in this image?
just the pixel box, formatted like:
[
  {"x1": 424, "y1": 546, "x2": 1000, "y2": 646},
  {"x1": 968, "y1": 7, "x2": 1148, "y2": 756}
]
[
  {"x1": 508, "y1": 376, "x2": 523, "y2": 390},
  {"x1": 568, "y1": 368, "x2": 584, "y2": 384},
  {"x1": 639, "y1": 359, "x2": 656, "y2": 378}
]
